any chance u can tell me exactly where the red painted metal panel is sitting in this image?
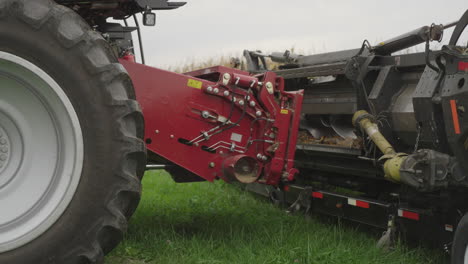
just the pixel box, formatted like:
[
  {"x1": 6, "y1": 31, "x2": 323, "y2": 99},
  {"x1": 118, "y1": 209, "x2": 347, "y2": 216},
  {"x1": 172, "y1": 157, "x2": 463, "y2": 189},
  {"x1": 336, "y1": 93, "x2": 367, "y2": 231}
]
[{"x1": 120, "y1": 60, "x2": 303, "y2": 186}]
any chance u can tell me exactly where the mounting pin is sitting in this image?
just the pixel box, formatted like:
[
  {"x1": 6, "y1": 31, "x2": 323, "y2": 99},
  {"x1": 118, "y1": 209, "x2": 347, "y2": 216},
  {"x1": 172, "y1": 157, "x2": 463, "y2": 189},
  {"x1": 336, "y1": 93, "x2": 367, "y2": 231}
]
[
  {"x1": 266, "y1": 82, "x2": 274, "y2": 94},
  {"x1": 223, "y1": 73, "x2": 231, "y2": 85}
]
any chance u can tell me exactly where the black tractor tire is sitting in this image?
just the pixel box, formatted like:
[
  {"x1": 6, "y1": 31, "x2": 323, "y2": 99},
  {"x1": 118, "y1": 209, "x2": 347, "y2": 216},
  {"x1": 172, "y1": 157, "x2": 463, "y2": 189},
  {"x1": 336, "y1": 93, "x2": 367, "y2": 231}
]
[
  {"x1": 452, "y1": 213, "x2": 468, "y2": 264},
  {"x1": 0, "y1": 0, "x2": 146, "y2": 263}
]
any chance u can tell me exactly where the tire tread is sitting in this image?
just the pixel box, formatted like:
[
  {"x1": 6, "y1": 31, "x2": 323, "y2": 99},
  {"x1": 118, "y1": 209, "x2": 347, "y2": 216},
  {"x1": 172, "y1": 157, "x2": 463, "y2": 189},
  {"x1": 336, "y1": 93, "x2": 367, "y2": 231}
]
[{"x1": 0, "y1": 1, "x2": 146, "y2": 263}]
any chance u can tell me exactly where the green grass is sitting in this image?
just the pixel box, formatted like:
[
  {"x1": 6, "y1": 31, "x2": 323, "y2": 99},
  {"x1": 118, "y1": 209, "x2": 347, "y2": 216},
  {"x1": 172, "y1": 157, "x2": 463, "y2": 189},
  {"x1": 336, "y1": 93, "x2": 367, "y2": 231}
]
[{"x1": 107, "y1": 171, "x2": 448, "y2": 264}]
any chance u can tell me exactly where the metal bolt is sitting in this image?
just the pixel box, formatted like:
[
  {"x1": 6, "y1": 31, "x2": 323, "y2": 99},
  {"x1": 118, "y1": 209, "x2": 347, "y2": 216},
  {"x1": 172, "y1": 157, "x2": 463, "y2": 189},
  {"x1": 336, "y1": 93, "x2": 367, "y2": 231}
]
[
  {"x1": 249, "y1": 101, "x2": 256, "y2": 107},
  {"x1": 256, "y1": 111, "x2": 262, "y2": 117},
  {"x1": 207, "y1": 86, "x2": 213, "y2": 92},
  {"x1": 209, "y1": 162, "x2": 216, "y2": 168},
  {"x1": 0, "y1": 154, "x2": 6, "y2": 161},
  {"x1": 155, "y1": 130, "x2": 160, "y2": 134},
  {"x1": 224, "y1": 91, "x2": 230, "y2": 96},
  {"x1": 223, "y1": 73, "x2": 231, "y2": 85},
  {"x1": 194, "y1": 142, "x2": 199, "y2": 147},
  {"x1": 256, "y1": 154, "x2": 268, "y2": 161},
  {"x1": 0, "y1": 147, "x2": 7, "y2": 153},
  {"x1": 213, "y1": 88, "x2": 219, "y2": 94},
  {"x1": 201, "y1": 111, "x2": 210, "y2": 119},
  {"x1": 0, "y1": 139, "x2": 6, "y2": 145},
  {"x1": 266, "y1": 82, "x2": 274, "y2": 94},
  {"x1": 239, "y1": 100, "x2": 244, "y2": 106},
  {"x1": 170, "y1": 135, "x2": 174, "y2": 139},
  {"x1": 269, "y1": 133, "x2": 276, "y2": 139},
  {"x1": 219, "y1": 151, "x2": 224, "y2": 155}
]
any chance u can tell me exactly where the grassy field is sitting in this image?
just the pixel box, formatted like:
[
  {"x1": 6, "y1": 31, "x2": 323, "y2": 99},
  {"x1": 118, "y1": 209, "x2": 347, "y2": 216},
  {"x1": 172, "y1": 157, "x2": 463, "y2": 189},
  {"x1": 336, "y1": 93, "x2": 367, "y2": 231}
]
[{"x1": 107, "y1": 171, "x2": 448, "y2": 264}]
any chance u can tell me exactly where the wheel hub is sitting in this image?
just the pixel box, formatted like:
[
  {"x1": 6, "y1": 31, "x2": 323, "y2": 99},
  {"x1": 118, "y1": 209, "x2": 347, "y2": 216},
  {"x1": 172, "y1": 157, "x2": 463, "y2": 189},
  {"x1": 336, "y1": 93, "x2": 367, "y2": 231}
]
[
  {"x1": 0, "y1": 108, "x2": 24, "y2": 192},
  {"x1": 0, "y1": 126, "x2": 10, "y2": 174}
]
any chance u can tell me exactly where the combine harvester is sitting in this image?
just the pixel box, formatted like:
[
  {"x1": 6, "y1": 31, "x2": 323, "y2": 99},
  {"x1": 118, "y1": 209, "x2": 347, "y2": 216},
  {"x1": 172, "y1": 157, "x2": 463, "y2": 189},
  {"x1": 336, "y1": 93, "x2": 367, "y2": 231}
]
[{"x1": 0, "y1": 0, "x2": 466, "y2": 263}]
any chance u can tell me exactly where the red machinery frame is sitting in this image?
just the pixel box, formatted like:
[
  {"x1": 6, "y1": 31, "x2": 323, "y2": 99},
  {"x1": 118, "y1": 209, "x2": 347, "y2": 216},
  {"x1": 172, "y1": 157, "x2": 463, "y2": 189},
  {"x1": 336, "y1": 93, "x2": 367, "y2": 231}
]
[{"x1": 120, "y1": 59, "x2": 303, "y2": 186}]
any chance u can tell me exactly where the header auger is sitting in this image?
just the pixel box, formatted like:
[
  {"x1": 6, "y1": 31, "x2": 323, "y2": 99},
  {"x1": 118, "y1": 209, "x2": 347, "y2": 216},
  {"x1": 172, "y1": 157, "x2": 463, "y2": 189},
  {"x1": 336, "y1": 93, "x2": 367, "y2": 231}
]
[{"x1": 0, "y1": 0, "x2": 467, "y2": 263}]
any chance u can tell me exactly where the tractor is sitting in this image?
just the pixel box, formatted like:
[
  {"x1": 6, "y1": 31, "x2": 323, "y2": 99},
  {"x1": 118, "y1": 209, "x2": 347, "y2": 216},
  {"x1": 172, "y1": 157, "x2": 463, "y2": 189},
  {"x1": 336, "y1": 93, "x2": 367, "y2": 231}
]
[{"x1": 0, "y1": 1, "x2": 467, "y2": 263}]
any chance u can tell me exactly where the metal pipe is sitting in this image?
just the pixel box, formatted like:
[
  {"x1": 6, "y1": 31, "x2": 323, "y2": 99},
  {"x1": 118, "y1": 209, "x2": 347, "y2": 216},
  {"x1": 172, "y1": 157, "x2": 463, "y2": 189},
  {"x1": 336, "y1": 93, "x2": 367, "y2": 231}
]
[
  {"x1": 133, "y1": 14, "x2": 145, "y2": 65},
  {"x1": 372, "y1": 20, "x2": 458, "y2": 55},
  {"x1": 443, "y1": 20, "x2": 459, "y2": 29},
  {"x1": 146, "y1": 164, "x2": 170, "y2": 170}
]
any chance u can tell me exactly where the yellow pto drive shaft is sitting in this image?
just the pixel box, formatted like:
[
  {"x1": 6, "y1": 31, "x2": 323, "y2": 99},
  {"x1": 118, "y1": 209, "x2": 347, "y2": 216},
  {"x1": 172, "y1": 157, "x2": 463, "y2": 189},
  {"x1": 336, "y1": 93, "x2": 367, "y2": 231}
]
[{"x1": 352, "y1": 110, "x2": 408, "y2": 182}]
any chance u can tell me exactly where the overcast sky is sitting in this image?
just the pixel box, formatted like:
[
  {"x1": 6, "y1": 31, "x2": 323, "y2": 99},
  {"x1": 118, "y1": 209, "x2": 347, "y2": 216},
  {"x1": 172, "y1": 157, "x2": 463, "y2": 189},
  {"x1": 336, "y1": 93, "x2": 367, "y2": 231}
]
[{"x1": 131, "y1": 1, "x2": 467, "y2": 69}]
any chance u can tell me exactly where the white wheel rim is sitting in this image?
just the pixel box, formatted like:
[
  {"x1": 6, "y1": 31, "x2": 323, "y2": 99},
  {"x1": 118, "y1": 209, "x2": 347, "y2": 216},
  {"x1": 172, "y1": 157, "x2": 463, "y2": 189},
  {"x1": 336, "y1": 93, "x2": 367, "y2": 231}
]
[
  {"x1": 464, "y1": 244, "x2": 468, "y2": 264},
  {"x1": 0, "y1": 52, "x2": 83, "y2": 252}
]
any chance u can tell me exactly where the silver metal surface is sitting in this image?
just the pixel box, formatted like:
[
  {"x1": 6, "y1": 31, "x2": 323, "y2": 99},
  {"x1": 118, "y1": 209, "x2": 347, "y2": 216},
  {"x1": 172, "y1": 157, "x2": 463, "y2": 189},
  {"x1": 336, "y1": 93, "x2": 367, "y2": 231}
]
[
  {"x1": 331, "y1": 116, "x2": 356, "y2": 139},
  {"x1": 0, "y1": 52, "x2": 83, "y2": 253},
  {"x1": 465, "y1": 244, "x2": 468, "y2": 264},
  {"x1": 0, "y1": 127, "x2": 10, "y2": 173},
  {"x1": 146, "y1": 164, "x2": 169, "y2": 170},
  {"x1": 390, "y1": 83, "x2": 418, "y2": 133},
  {"x1": 296, "y1": 144, "x2": 361, "y2": 155},
  {"x1": 300, "y1": 118, "x2": 334, "y2": 139}
]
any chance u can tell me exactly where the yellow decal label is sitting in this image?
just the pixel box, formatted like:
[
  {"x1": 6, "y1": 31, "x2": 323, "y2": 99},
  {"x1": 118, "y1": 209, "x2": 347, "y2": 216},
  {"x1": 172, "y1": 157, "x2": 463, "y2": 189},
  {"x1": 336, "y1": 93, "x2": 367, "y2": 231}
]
[
  {"x1": 280, "y1": 109, "x2": 289, "y2": 115},
  {"x1": 187, "y1": 79, "x2": 202, "y2": 89}
]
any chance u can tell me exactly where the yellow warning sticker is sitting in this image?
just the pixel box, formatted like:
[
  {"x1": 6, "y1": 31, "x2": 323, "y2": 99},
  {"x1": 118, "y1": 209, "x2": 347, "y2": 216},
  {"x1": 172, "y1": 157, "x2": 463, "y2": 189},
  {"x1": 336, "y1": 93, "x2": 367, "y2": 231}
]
[
  {"x1": 280, "y1": 109, "x2": 289, "y2": 114},
  {"x1": 187, "y1": 79, "x2": 202, "y2": 89}
]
